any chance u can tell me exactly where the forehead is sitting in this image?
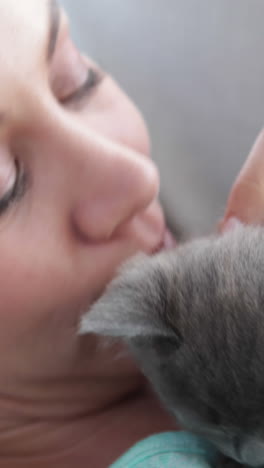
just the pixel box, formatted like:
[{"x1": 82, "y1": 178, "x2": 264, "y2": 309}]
[
  {"x1": 0, "y1": 0, "x2": 49, "y2": 102},
  {"x1": 0, "y1": 0, "x2": 48, "y2": 65}
]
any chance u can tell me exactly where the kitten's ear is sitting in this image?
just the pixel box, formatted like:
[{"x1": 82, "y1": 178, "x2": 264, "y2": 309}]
[
  {"x1": 79, "y1": 255, "x2": 171, "y2": 339},
  {"x1": 79, "y1": 291, "x2": 161, "y2": 338}
]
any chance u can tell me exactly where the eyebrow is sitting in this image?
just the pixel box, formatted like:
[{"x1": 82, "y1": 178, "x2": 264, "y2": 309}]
[{"x1": 47, "y1": 0, "x2": 61, "y2": 61}]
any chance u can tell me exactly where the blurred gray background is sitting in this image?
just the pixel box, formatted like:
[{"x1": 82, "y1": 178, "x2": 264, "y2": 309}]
[{"x1": 62, "y1": 0, "x2": 264, "y2": 236}]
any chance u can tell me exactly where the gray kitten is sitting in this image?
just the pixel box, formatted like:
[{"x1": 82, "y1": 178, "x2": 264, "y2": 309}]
[{"x1": 80, "y1": 224, "x2": 264, "y2": 467}]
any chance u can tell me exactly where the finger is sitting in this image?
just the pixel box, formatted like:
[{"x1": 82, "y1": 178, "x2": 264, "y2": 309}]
[{"x1": 220, "y1": 130, "x2": 264, "y2": 230}]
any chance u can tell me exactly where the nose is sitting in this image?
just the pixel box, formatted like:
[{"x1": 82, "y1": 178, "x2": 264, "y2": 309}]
[
  {"x1": 47, "y1": 113, "x2": 160, "y2": 242},
  {"x1": 74, "y1": 135, "x2": 160, "y2": 241}
]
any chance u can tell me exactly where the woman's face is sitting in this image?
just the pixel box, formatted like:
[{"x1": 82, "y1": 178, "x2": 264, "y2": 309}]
[{"x1": 0, "y1": 0, "x2": 167, "y2": 395}]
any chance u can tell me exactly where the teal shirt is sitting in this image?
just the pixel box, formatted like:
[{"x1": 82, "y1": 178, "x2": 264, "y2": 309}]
[{"x1": 109, "y1": 431, "x2": 218, "y2": 468}]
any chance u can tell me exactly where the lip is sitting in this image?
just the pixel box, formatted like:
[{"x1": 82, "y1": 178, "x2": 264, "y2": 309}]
[
  {"x1": 151, "y1": 228, "x2": 177, "y2": 254},
  {"x1": 124, "y1": 200, "x2": 178, "y2": 256}
]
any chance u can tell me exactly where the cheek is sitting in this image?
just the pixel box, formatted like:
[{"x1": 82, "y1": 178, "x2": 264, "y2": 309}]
[
  {"x1": 0, "y1": 228, "x2": 133, "y2": 330},
  {"x1": 0, "y1": 250, "x2": 76, "y2": 328},
  {"x1": 0, "y1": 229, "x2": 82, "y2": 328}
]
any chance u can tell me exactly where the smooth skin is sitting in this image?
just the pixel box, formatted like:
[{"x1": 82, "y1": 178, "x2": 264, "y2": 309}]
[
  {"x1": 0, "y1": 1, "x2": 177, "y2": 467},
  {"x1": 0, "y1": 1, "x2": 262, "y2": 467}
]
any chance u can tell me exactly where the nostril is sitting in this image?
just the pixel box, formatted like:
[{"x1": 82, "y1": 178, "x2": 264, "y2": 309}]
[
  {"x1": 72, "y1": 157, "x2": 160, "y2": 243},
  {"x1": 72, "y1": 201, "x2": 121, "y2": 242}
]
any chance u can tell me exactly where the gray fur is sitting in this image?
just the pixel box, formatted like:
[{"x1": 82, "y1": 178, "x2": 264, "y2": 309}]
[{"x1": 80, "y1": 224, "x2": 264, "y2": 467}]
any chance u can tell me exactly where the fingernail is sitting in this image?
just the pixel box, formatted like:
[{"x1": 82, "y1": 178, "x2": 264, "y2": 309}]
[
  {"x1": 221, "y1": 216, "x2": 243, "y2": 233},
  {"x1": 164, "y1": 229, "x2": 177, "y2": 249}
]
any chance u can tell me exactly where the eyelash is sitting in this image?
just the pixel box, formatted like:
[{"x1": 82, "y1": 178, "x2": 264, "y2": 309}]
[
  {"x1": 60, "y1": 67, "x2": 102, "y2": 105},
  {"x1": 0, "y1": 68, "x2": 102, "y2": 215},
  {"x1": 0, "y1": 160, "x2": 27, "y2": 216}
]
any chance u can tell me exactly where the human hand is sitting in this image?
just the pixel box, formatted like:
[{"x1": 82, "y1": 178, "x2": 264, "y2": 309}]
[{"x1": 221, "y1": 130, "x2": 264, "y2": 228}]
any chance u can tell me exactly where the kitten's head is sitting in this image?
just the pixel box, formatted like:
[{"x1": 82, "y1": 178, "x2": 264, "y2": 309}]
[{"x1": 80, "y1": 225, "x2": 264, "y2": 466}]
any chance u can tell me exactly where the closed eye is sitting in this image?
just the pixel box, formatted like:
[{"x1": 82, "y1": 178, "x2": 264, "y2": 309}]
[
  {"x1": 60, "y1": 67, "x2": 103, "y2": 105},
  {"x1": 0, "y1": 160, "x2": 27, "y2": 216}
]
